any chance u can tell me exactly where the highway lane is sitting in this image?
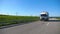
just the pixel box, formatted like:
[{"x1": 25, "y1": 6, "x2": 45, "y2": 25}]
[{"x1": 0, "y1": 18, "x2": 60, "y2": 34}]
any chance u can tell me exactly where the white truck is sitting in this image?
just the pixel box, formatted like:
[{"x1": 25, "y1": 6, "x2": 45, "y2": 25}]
[{"x1": 40, "y1": 11, "x2": 49, "y2": 21}]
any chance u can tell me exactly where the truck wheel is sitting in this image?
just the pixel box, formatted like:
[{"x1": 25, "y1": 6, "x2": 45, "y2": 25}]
[{"x1": 45, "y1": 19, "x2": 49, "y2": 21}]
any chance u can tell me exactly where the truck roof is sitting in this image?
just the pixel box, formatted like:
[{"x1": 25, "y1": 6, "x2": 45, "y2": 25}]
[{"x1": 40, "y1": 11, "x2": 48, "y2": 14}]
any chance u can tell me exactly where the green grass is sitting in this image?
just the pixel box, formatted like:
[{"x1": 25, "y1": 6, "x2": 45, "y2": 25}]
[{"x1": 0, "y1": 15, "x2": 40, "y2": 27}]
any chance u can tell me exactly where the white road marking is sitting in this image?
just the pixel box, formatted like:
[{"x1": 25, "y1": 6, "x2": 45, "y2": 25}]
[{"x1": 47, "y1": 23, "x2": 49, "y2": 26}]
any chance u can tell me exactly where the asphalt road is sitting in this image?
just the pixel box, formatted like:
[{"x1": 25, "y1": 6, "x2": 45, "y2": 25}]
[{"x1": 0, "y1": 18, "x2": 60, "y2": 34}]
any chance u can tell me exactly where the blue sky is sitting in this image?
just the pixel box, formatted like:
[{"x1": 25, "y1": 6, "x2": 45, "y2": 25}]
[{"x1": 0, "y1": 0, "x2": 60, "y2": 16}]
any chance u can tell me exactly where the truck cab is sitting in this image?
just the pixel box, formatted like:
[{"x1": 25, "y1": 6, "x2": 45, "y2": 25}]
[{"x1": 40, "y1": 11, "x2": 49, "y2": 21}]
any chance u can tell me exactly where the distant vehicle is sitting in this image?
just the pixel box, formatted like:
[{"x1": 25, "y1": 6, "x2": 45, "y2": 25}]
[{"x1": 40, "y1": 11, "x2": 49, "y2": 21}]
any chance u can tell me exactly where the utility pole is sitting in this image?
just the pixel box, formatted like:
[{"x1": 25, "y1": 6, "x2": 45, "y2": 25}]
[
  {"x1": 16, "y1": 12, "x2": 18, "y2": 23},
  {"x1": 16, "y1": 12, "x2": 18, "y2": 16}
]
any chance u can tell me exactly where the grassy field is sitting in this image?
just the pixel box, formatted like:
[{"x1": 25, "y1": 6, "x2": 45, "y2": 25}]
[{"x1": 0, "y1": 15, "x2": 40, "y2": 27}]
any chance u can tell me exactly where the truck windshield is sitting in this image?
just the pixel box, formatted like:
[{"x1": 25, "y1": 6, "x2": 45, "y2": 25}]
[{"x1": 41, "y1": 14, "x2": 47, "y2": 16}]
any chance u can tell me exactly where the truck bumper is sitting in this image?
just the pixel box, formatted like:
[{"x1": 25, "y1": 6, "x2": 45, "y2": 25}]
[{"x1": 40, "y1": 18, "x2": 49, "y2": 21}]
